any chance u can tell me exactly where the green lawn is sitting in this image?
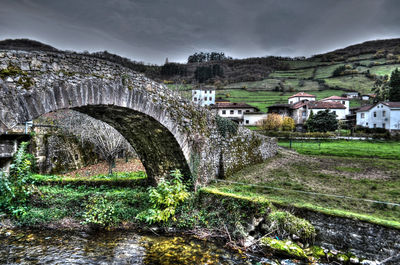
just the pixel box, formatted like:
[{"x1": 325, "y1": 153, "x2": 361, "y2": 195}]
[
  {"x1": 322, "y1": 75, "x2": 375, "y2": 94},
  {"x1": 269, "y1": 68, "x2": 314, "y2": 79},
  {"x1": 314, "y1": 64, "x2": 345, "y2": 79},
  {"x1": 278, "y1": 140, "x2": 400, "y2": 160}
]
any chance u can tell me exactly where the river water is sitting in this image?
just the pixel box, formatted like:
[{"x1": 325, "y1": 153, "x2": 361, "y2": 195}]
[{"x1": 0, "y1": 228, "x2": 310, "y2": 265}]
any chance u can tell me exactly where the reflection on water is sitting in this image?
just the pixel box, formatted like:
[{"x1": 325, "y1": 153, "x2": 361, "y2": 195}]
[{"x1": 0, "y1": 228, "x2": 303, "y2": 265}]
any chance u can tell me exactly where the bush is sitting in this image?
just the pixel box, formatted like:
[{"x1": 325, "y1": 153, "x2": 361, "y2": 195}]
[
  {"x1": 258, "y1": 113, "x2": 283, "y2": 131},
  {"x1": 282, "y1": 117, "x2": 295, "y2": 131},
  {"x1": 305, "y1": 110, "x2": 338, "y2": 132},
  {"x1": 136, "y1": 169, "x2": 189, "y2": 224},
  {"x1": 332, "y1": 65, "x2": 346, "y2": 77},
  {"x1": 82, "y1": 195, "x2": 118, "y2": 229},
  {"x1": 0, "y1": 142, "x2": 34, "y2": 214}
]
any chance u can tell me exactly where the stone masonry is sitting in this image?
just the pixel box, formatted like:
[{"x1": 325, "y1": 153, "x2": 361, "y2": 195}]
[{"x1": 0, "y1": 49, "x2": 277, "y2": 185}]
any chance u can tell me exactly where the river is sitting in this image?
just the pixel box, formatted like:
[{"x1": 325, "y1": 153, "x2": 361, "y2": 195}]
[{"x1": 0, "y1": 228, "x2": 313, "y2": 265}]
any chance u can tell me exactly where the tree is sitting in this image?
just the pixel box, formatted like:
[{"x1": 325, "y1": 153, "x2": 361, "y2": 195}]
[
  {"x1": 388, "y1": 68, "x2": 400, "y2": 101},
  {"x1": 282, "y1": 116, "x2": 295, "y2": 131},
  {"x1": 258, "y1": 113, "x2": 283, "y2": 131},
  {"x1": 332, "y1": 65, "x2": 346, "y2": 77},
  {"x1": 305, "y1": 110, "x2": 338, "y2": 132},
  {"x1": 372, "y1": 76, "x2": 389, "y2": 102},
  {"x1": 48, "y1": 110, "x2": 134, "y2": 175}
]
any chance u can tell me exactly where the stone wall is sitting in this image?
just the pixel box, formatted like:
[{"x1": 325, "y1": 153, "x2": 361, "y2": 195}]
[
  {"x1": 0, "y1": 49, "x2": 278, "y2": 184},
  {"x1": 294, "y1": 208, "x2": 400, "y2": 262}
]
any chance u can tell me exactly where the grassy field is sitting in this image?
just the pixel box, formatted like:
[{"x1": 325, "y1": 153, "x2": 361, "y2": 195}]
[
  {"x1": 322, "y1": 75, "x2": 374, "y2": 94},
  {"x1": 216, "y1": 89, "x2": 348, "y2": 111},
  {"x1": 269, "y1": 68, "x2": 314, "y2": 79},
  {"x1": 369, "y1": 64, "x2": 400, "y2": 76},
  {"x1": 210, "y1": 149, "x2": 400, "y2": 228},
  {"x1": 278, "y1": 140, "x2": 400, "y2": 160}
]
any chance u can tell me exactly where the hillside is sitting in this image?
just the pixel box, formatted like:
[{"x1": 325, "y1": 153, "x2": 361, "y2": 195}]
[{"x1": 2, "y1": 38, "x2": 400, "y2": 111}]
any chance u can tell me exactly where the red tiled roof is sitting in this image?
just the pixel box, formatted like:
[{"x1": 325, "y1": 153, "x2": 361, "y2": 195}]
[
  {"x1": 308, "y1": 101, "x2": 346, "y2": 109},
  {"x1": 291, "y1": 102, "x2": 307, "y2": 109},
  {"x1": 322, "y1": 96, "x2": 349, "y2": 101},
  {"x1": 211, "y1": 102, "x2": 260, "y2": 111},
  {"x1": 288, "y1": 92, "x2": 316, "y2": 99},
  {"x1": 356, "y1": 105, "x2": 374, "y2": 112}
]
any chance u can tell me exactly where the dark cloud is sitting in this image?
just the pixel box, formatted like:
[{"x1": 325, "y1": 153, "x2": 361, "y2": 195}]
[{"x1": 0, "y1": 0, "x2": 399, "y2": 64}]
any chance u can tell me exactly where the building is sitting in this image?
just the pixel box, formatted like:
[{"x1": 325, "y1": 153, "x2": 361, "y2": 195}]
[
  {"x1": 321, "y1": 96, "x2": 350, "y2": 115},
  {"x1": 287, "y1": 92, "x2": 316, "y2": 104},
  {"x1": 192, "y1": 88, "x2": 215, "y2": 106},
  {"x1": 307, "y1": 101, "x2": 347, "y2": 120},
  {"x1": 361, "y1": 94, "x2": 376, "y2": 101},
  {"x1": 344, "y1": 92, "x2": 359, "y2": 99},
  {"x1": 211, "y1": 102, "x2": 263, "y2": 125},
  {"x1": 243, "y1": 112, "x2": 268, "y2": 126},
  {"x1": 356, "y1": 102, "x2": 400, "y2": 131}
]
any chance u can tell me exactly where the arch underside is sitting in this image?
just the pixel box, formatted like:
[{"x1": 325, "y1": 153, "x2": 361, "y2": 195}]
[{"x1": 73, "y1": 105, "x2": 192, "y2": 185}]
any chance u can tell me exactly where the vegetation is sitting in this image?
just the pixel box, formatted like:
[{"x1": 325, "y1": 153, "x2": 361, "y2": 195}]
[
  {"x1": 281, "y1": 116, "x2": 295, "y2": 131},
  {"x1": 388, "y1": 68, "x2": 400, "y2": 101},
  {"x1": 136, "y1": 170, "x2": 189, "y2": 224},
  {"x1": 305, "y1": 110, "x2": 338, "y2": 132},
  {"x1": 278, "y1": 140, "x2": 400, "y2": 159},
  {"x1": 258, "y1": 113, "x2": 283, "y2": 131}
]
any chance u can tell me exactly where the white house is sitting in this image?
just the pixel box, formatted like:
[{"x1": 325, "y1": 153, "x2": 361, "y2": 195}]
[
  {"x1": 211, "y1": 102, "x2": 264, "y2": 125},
  {"x1": 307, "y1": 101, "x2": 347, "y2": 120},
  {"x1": 361, "y1": 94, "x2": 376, "y2": 101},
  {"x1": 192, "y1": 89, "x2": 215, "y2": 106},
  {"x1": 243, "y1": 112, "x2": 268, "y2": 126},
  {"x1": 288, "y1": 92, "x2": 316, "y2": 104},
  {"x1": 321, "y1": 96, "x2": 350, "y2": 115},
  {"x1": 356, "y1": 102, "x2": 400, "y2": 131},
  {"x1": 344, "y1": 92, "x2": 359, "y2": 99}
]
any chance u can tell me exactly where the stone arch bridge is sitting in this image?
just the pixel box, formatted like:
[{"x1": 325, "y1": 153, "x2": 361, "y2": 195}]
[{"x1": 0, "y1": 49, "x2": 277, "y2": 185}]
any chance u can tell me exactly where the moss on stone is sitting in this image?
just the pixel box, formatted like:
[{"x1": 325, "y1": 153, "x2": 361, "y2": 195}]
[
  {"x1": 260, "y1": 237, "x2": 308, "y2": 259},
  {"x1": 336, "y1": 253, "x2": 350, "y2": 263},
  {"x1": 266, "y1": 211, "x2": 316, "y2": 242},
  {"x1": 0, "y1": 65, "x2": 27, "y2": 78},
  {"x1": 309, "y1": 245, "x2": 325, "y2": 258}
]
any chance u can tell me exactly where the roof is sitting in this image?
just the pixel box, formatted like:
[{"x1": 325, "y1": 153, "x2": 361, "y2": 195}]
[
  {"x1": 308, "y1": 101, "x2": 346, "y2": 109},
  {"x1": 322, "y1": 96, "x2": 349, "y2": 101},
  {"x1": 382, "y1": 102, "x2": 400, "y2": 108},
  {"x1": 211, "y1": 102, "x2": 260, "y2": 111},
  {"x1": 291, "y1": 102, "x2": 307, "y2": 109},
  {"x1": 355, "y1": 105, "x2": 374, "y2": 112},
  {"x1": 243, "y1": 112, "x2": 267, "y2": 115},
  {"x1": 361, "y1": 94, "x2": 376, "y2": 98},
  {"x1": 288, "y1": 92, "x2": 316, "y2": 99}
]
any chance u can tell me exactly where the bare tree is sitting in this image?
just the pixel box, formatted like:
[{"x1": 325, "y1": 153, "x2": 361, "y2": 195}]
[{"x1": 42, "y1": 110, "x2": 135, "y2": 175}]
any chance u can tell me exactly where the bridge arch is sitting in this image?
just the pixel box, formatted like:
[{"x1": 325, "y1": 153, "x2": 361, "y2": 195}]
[{"x1": 0, "y1": 50, "x2": 277, "y2": 184}]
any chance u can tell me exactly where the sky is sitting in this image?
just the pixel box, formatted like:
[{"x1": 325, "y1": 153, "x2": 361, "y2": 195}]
[{"x1": 1, "y1": 0, "x2": 400, "y2": 65}]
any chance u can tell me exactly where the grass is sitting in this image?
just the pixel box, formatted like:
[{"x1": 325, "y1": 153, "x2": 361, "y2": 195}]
[
  {"x1": 269, "y1": 68, "x2": 314, "y2": 79},
  {"x1": 30, "y1": 171, "x2": 148, "y2": 187},
  {"x1": 18, "y1": 184, "x2": 150, "y2": 226},
  {"x1": 278, "y1": 140, "x2": 400, "y2": 160},
  {"x1": 369, "y1": 64, "x2": 400, "y2": 76},
  {"x1": 216, "y1": 89, "x2": 348, "y2": 111},
  {"x1": 322, "y1": 75, "x2": 375, "y2": 94},
  {"x1": 209, "y1": 150, "x2": 400, "y2": 229}
]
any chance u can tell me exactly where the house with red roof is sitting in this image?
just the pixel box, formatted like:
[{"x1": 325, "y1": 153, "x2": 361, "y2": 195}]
[
  {"x1": 321, "y1": 95, "x2": 350, "y2": 116},
  {"x1": 287, "y1": 92, "x2": 316, "y2": 104},
  {"x1": 211, "y1": 102, "x2": 267, "y2": 125},
  {"x1": 356, "y1": 102, "x2": 400, "y2": 131}
]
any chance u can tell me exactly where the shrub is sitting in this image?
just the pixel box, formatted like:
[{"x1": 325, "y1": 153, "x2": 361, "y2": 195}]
[
  {"x1": 136, "y1": 169, "x2": 189, "y2": 224},
  {"x1": 82, "y1": 195, "x2": 118, "y2": 229},
  {"x1": 332, "y1": 65, "x2": 346, "y2": 77},
  {"x1": 282, "y1": 117, "x2": 295, "y2": 131},
  {"x1": 305, "y1": 110, "x2": 338, "y2": 132},
  {"x1": 258, "y1": 113, "x2": 283, "y2": 131},
  {"x1": 0, "y1": 142, "x2": 34, "y2": 214}
]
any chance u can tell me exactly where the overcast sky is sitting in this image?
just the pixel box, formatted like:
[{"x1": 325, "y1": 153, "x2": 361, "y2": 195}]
[{"x1": 1, "y1": 0, "x2": 400, "y2": 64}]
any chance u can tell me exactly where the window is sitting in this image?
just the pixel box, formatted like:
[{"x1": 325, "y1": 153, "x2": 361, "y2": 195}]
[
  {"x1": 290, "y1": 101, "x2": 293, "y2": 104},
  {"x1": 302, "y1": 111, "x2": 307, "y2": 117},
  {"x1": 361, "y1": 113, "x2": 365, "y2": 118},
  {"x1": 374, "y1": 112, "x2": 376, "y2": 117},
  {"x1": 366, "y1": 122, "x2": 369, "y2": 126},
  {"x1": 238, "y1": 110, "x2": 242, "y2": 114},
  {"x1": 374, "y1": 124, "x2": 377, "y2": 128},
  {"x1": 209, "y1": 97, "x2": 212, "y2": 101},
  {"x1": 383, "y1": 111, "x2": 386, "y2": 117},
  {"x1": 222, "y1": 110, "x2": 226, "y2": 115},
  {"x1": 245, "y1": 120, "x2": 249, "y2": 124},
  {"x1": 342, "y1": 101, "x2": 345, "y2": 104},
  {"x1": 194, "y1": 91, "x2": 197, "y2": 94},
  {"x1": 204, "y1": 97, "x2": 207, "y2": 101},
  {"x1": 383, "y1": 123, "x2": 386, "y2": 128},
  {"x1": 246, "y1": 110, "x2": 250, "y2": 113},
  {"x1": 230, "y1": 110, "x2": 234, "y2": 115},
  {"x1": 194, "y1": 97, "x2": 197, "y2": 101},
  {"x1": 333, "y1": 111, "x2": 336, "y2": 115}
]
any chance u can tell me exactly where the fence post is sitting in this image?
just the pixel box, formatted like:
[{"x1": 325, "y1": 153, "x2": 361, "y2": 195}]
[{"x1": 290, "y1": 138, "x2": 292, "y2": 149}]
